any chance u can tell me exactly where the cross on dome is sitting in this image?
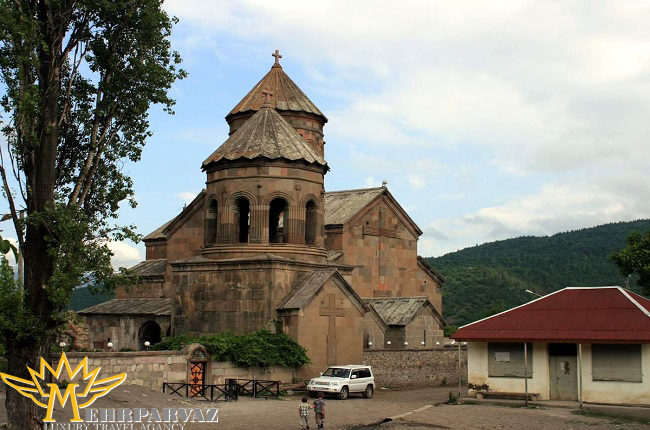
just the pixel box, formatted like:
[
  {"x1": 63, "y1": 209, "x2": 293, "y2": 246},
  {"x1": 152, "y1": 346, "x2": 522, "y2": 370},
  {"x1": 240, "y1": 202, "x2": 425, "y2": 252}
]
[{"x1": 272, "y1": 49, "x2": 282, "y2": 67}]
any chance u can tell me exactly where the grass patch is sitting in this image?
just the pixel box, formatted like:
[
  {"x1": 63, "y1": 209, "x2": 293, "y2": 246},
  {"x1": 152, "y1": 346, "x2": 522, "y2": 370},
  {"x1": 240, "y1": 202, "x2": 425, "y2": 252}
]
[{"x1": 572, "y1": 410, "x2": 650, "y2": 426}]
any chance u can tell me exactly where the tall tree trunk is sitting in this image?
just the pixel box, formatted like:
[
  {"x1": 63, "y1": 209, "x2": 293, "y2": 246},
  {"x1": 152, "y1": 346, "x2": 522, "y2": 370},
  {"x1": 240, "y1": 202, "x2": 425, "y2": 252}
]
[
  {"x1": 4, "y1": 340, "x2": 49, "y2": 430},
  {"x1": 4, "y1": 1, "x2": 66, "y2": 428}
]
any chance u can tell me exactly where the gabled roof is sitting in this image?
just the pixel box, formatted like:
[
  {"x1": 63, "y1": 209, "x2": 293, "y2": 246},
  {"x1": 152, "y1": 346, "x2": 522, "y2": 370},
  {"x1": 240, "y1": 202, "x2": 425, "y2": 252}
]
[
  {"x1": 324, "y1": 187, "x2": 385, "y2": 225},
  {"x1": 324, "y1": 187, "x2": 423, "y2": 237},
  {"x1": 143, "y1": 190, "x2": 206, "y2": 241},
  {"x1": 365, "y1": 297, "x2": 446, "y2": 327},
  {"x1": 453, "y1": 287, "x2": 650, "y2": 343},
  {"x1": 130, "y1": 259, "x2": 166, "y2": 277},
  {"x1": 277, "y1": 269, "x2": 369, "y2": 314},
  {"x1": 227, "y1": 61, "x2": 327, "y2": 122},
  {"x1": 417, "y1": 256, "x2": 446, "y2": 285},
  {"x1": 78, "y1": 298, "x2": 171, "y2": 316},
  {"x1": 203, "y1": 107, "x2": 327, "y2": 170}
]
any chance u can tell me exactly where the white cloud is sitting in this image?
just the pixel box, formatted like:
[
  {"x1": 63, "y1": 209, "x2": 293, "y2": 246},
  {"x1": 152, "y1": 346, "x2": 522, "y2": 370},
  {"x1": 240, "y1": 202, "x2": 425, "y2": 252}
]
[
  {"x1": 175, "y1": 191, "x2": 199, "y2": 204},
  {"x1": 107, "y1": 241, "x2": 142, "y2": 269},
  {"x1": 421, "y1": 171, "x2": 650, "y2": 256},
  {"x1": 162, "y1": 0, "x2": 650, "y2": 257},
  {"x1": 408, "y1": 174, "x2": 426, "y2": 189}
]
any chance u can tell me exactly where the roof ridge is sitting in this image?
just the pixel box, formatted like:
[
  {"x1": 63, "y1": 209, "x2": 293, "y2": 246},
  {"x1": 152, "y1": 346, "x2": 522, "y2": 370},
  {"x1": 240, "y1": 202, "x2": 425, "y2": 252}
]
[
  {"x1": 618, "y1": 287, "x2": 650, "y2": 318},
  {"x1": 325, "y1": 187, "x2": 385, "y2": 194},
  {"x1": 457, "y1": 288, "x2": 567, "y2": 329}
]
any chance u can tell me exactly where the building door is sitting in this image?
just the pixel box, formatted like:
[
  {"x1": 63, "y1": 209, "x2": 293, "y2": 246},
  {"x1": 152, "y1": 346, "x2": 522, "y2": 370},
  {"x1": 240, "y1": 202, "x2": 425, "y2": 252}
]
[
  {"x1": 189, "y1": 362, "x2": 205, "y2": 397},
  {"x1": 549, "y1": 344, "x2": 578, "y2": 400}
]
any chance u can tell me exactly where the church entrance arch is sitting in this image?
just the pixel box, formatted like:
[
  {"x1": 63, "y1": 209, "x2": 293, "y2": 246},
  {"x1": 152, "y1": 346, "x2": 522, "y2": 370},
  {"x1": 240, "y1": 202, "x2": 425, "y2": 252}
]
[
  {"x1": 269, "y1": 197, "x2": 289, "y2": 243},
  {"x1": 138, "y1": 320, "x2": 162, "y2": 350},
  {"x1": 187, "y1": 345, "x2": 209, "y2": 397}
]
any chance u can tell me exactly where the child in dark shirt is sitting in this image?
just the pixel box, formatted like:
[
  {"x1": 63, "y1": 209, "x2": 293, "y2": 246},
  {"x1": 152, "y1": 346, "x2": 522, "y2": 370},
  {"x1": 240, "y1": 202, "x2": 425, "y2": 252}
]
[{"x1": 313, "y1": 392, "x2": 325, "y2": 429}]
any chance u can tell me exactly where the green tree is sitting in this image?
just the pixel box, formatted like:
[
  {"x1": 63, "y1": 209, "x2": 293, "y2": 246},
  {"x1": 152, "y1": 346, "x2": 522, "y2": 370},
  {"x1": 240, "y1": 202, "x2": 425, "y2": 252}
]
[
  {"x1": 611, "y1": 229, "x2": 650, "y2": 295},
  {"x1": 0, "y1": 1, "x2": 184, "y2": 428}
]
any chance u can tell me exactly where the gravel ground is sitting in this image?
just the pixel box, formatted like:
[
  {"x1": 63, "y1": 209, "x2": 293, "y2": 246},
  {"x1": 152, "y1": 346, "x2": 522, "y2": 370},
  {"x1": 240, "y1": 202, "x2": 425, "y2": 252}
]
[
  {"x1": 360, "y1": 403, "x2": 650, "y2": 430},
  {"x1": 1, "y1": 385, "x2": 648, "y2": 430}
]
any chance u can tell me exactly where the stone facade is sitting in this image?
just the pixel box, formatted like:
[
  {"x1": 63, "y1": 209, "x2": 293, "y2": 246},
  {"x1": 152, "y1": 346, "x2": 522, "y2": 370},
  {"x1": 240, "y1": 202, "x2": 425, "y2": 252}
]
[
  {"x1": 363, "y1": 347, "x2": 468, "y2": 388},
  {"x1": 61, "y1": 347, "x2": 299, "y2": 392},
  {"x1": 84, "y1": 315, "x2": 171, "y2": 351},
  {"x1": 80, "y1": 52, "x2": 447, "y2": 381}
]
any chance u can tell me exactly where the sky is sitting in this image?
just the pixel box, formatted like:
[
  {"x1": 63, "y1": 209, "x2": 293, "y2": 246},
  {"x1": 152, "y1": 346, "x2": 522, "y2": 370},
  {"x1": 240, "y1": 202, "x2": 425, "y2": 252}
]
[{"x1": 2, "y1": 1, "x2": 650, "y2": 268}]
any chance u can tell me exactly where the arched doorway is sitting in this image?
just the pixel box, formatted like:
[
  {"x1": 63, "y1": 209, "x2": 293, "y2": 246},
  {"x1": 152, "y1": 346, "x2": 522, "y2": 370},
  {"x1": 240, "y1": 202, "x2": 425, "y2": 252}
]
[{"x1": 138, "y1": 320, "x2": 162, "y2": 350}]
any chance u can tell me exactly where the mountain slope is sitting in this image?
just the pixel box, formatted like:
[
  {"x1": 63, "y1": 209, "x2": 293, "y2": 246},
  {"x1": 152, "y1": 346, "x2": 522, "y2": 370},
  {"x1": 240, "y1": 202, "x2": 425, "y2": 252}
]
[{"x1": 427, "y1": 219, "x2": 650, "y2": 326}]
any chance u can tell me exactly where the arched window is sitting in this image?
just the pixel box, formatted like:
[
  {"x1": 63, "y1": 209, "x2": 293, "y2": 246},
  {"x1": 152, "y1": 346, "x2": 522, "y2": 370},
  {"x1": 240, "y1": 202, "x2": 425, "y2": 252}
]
[
  {"x1": 269, "y1": 198, "x2": 289, "y2": 244},
  {"x1": 138, "y1": 321, "x2": 162, "y2": 350},
  {"x1": 205, "y1": 199, "x2": 218, "y2": 245},
  {"x1": 305, "y1": 200, "x2": 317, "y2": 245},
  {"x1": 234, "y1": 197, "x2": 250, "y2": 243}
]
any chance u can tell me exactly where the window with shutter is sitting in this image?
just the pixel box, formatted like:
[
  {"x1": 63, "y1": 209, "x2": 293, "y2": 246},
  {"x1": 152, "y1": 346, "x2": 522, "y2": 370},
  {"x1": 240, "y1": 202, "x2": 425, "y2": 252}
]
[
  {"x1": 488, "y1": 342, "x2": 533, "y2": 378},
  {"x1": 592, "y1": 344, "x2": 642, "y2": 382}
]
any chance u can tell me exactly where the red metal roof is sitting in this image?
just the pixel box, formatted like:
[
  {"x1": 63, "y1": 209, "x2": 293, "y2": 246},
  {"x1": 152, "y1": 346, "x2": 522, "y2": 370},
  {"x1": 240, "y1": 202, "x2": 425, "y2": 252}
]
[{"x1": 453, "y1": 287, "x2": 650, "y2": 343}]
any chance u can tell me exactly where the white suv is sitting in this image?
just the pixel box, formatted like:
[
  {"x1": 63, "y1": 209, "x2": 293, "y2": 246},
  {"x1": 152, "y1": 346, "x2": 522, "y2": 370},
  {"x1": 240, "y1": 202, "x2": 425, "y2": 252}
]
[{"x1": 306, "y1": 365, "x2": 375, "y2": 400}]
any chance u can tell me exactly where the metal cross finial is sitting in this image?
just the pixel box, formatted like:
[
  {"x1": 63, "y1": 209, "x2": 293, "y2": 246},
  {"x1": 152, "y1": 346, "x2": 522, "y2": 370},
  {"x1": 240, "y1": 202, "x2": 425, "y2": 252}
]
[
  {"x1": 261, "y1": 88, "x2": 273, "y2": 106},
  {"x1": 272, "y1": 49, "x2": 282, "y2": 66}
]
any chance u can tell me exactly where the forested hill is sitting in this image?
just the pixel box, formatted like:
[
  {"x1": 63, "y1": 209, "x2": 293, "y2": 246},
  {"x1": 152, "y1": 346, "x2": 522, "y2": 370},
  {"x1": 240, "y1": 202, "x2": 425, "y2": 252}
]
[{"x1": 426, "y1": 219, "x2": 650, "y2": 327}]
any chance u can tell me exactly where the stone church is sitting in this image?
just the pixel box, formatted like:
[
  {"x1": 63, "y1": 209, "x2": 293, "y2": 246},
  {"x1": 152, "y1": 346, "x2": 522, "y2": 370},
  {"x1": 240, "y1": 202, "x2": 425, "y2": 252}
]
[{"x1": 80, "y1": 51, "x2": 447, "y2": 376}]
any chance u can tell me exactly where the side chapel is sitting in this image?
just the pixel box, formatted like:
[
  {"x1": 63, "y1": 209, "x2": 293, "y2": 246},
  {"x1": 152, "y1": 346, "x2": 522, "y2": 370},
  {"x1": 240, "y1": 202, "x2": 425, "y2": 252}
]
[{"x1": 80, "y1": 51, "x2": 447, "y2": 376}]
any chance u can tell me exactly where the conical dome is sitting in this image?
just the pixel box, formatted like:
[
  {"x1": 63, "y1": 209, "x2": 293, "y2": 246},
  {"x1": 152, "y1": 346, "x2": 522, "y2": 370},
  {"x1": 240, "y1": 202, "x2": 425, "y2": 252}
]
[
  {"x1": 226, "y1": 59, "x2": 327, "y2": 123},
  {"x1": 203, "y1": 106, "x2": 327, "y2": 170}
]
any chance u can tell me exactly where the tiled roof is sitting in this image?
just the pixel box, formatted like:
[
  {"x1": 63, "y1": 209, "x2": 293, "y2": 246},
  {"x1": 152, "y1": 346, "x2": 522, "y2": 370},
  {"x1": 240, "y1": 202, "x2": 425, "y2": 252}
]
[
  {"x1": 277, "y1": 269, "x2": 338, "y2": 310},
  {"x1": 203, "y1": 107, "x2": 327, "y2": 169},
  {"x1": 453, "y1": 287, "x2": 650, "y2": 343},
  {"x1": 143, "y1": 190, "x2": 205, "y2": 241},
  {"x1": 142, "y1": 219, "x2": 172, "y2": 241},
  {"x1": 227, "y1": 62, "x2": 326, "y2": 121},
  {"x1": 365, "y1": 297, "x2": 428, "y2": 326},
  {"x1": 324, "y1": 187, "x2": 385, "y2": 225},
  {"x1": 130, "y1": 259, "x2": 166, "y2": 277},
  {"x1": 78, "y1": 298, "x2": 171, "y2": 316}
]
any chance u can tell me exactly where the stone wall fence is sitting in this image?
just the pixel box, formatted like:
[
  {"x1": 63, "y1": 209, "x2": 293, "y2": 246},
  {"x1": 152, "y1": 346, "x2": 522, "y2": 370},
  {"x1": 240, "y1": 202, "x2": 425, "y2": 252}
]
[
  {"x1": 59, "y1": 344, "x2": 300, "y2": 392},
  {"x1": 363, "y1": 346, "x2": 468, "y2": 388}
]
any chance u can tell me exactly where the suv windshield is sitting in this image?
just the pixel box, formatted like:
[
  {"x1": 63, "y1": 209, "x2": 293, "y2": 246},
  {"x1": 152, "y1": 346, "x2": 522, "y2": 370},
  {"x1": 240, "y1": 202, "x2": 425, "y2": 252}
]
[{"x1": 322, "y1": 368, "x2": 350, "y2": 378}]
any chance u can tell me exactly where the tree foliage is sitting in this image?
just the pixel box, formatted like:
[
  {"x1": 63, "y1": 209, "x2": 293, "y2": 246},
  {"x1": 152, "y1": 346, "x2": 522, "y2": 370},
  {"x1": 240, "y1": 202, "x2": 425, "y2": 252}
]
[
  {"x1": 428, "y1": 220, "x2": 650, "y2": 326},
  {"x1": 151, "y1": 330, "x2": 312, "y2": 368},
  {"x1": 0, "y1": 1, "x2": 184, "y2": 428},
  {"x1": 611, "y1": 229, "x2": 650, "y2": 295}
]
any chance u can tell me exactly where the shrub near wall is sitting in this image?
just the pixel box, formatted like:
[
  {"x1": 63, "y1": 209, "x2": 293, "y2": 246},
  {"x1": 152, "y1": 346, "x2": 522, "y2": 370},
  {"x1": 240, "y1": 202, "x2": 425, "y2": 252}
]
[
  {"x1": 364, "y1": 348, "x2": 468, "y2": 388},
  {"x1": 151, "y1": 330, "x2": 310, "y2": 368}
]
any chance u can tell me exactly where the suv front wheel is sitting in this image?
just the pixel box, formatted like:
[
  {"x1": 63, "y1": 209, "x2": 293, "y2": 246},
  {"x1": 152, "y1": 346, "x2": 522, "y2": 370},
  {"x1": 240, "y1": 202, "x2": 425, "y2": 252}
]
[
  {"x1": 337, "y1": 386, "x2": 349, "y2": 400},
  {"x1": 363, "y1": 385, "x2": 374, "y2": 398}
]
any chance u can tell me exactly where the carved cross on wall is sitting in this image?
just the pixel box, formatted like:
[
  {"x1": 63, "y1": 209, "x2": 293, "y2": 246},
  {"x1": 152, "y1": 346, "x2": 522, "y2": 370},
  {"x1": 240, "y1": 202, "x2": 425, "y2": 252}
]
[
  {"x1": 272, "y1": 49, "x2": 282, "y2": 66},
  {"x1": 320, "y1": 293, "x2": 345, "y2": 365}
]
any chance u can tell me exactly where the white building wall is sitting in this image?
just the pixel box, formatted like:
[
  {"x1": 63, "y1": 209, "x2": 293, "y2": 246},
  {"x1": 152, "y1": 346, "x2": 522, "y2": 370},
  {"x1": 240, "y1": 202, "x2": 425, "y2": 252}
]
[
  {"x1": 579, "y1": 343, "x2": 650, "y2": 405},
  {"x1": 467, "y1": 342, "x2": 550, "y2": 399}
]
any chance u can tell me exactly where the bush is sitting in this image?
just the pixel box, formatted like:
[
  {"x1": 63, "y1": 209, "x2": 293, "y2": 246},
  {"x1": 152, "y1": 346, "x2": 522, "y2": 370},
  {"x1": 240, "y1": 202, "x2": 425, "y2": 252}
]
[{"x1": 150, "y1": 330, "x2": 310, "y2": 368}]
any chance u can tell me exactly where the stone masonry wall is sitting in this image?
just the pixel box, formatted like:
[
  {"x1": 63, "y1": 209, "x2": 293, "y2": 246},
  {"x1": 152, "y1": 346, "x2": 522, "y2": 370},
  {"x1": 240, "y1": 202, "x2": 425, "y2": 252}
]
[
  {"x1": 364, "y1": 347, "x2": 468, "y2": 388},
  {"x1": 65, "y1": 351, "x2": 186, "y2": 392},
  {"x1": 63, "y1": 351, "x2": 300, "y2": 392}
]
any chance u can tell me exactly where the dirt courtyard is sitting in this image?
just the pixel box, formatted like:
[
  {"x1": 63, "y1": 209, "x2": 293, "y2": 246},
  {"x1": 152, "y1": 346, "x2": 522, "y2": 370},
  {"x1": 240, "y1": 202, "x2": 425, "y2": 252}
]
[{"x1": 1, "y1": 385, "x2": 648, "y2": 429}]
